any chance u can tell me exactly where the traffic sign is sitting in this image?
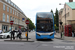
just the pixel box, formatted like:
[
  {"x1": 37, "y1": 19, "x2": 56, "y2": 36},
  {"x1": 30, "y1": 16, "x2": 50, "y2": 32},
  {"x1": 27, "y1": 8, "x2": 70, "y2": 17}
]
[
  {"x1": 25, "y1": 20, "x2": 29, "y2": 24},
  {"x1": 22, "y1": 18, "x2": 25, "y2": 21},
  {"x1": 10, "y1": 21, "x2": 13, "y2": 25}
]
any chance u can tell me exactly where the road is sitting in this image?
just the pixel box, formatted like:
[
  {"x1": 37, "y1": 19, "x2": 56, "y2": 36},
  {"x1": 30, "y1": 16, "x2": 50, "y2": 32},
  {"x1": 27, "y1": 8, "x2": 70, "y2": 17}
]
[{"x1": 0, "y1": 31, "x2": 75, "y2": 50}]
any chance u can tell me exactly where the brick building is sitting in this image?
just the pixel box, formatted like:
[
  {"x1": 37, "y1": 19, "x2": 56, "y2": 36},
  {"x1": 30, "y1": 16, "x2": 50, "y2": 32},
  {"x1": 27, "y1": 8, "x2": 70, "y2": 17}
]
[{"x1": 0, "y1": 0, "x2": 27, "y2": 31}]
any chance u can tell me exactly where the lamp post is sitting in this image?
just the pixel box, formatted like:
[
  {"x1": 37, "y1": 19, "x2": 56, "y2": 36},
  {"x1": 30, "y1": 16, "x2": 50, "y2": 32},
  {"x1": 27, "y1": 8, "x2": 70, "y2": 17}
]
[
  {"x1": 59, "y1": 3, "x2": 66, "y2": 26},
  {"x1": 59, "y1": 3, "x2": 66, "y2": 38}
]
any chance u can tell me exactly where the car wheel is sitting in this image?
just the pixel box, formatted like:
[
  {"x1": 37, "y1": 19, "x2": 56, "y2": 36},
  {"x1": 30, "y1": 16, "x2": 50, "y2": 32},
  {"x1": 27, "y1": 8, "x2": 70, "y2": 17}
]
[{"x1": 7, "y1": 35, "x2": 10, "y2": 38}]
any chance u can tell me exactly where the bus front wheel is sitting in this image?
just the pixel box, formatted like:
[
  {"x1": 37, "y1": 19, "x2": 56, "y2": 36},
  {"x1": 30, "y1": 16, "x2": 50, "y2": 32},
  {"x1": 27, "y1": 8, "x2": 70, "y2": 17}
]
[{"x1": 36, "y1": 39, "x2": 39, "y2": 41}]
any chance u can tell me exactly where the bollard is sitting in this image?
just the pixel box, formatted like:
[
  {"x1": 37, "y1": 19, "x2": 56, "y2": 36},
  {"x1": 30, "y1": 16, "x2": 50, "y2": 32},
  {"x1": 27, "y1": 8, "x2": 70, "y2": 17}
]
[{"x1": 25, "y1": 32, "x2": 27, "y2": 38}]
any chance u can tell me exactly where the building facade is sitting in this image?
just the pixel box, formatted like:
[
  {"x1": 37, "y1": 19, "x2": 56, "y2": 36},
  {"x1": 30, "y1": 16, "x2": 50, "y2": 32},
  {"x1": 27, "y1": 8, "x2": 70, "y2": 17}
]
[
  {"x1": 0, "y1": 0, "x2": 27, "y2": 31},
  {"x1": 59, "y1": 0, "x2": 75, "y2": 31}
]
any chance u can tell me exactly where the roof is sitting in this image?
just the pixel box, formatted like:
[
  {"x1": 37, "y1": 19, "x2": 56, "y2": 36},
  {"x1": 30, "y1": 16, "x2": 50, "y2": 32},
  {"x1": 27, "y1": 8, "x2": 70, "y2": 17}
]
[{"x1": 66, "y1": 2, "x2": 75, "y2": 9}]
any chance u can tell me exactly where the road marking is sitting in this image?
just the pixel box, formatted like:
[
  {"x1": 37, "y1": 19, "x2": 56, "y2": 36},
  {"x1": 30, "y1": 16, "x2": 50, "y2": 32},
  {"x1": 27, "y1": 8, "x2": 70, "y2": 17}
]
[
  {"x1": 0, "y1": 42, "x2": 24, "y2": 45},
  {"x1": 42, "y1": 44, "x2": 48, "y2": 46},
  {"x1": 34, "y1": 41, "x2": 75, "y2": 45}
]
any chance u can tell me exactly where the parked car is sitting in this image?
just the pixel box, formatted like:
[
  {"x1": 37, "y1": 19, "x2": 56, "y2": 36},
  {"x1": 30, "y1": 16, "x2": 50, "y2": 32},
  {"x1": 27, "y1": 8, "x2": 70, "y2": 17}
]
[{"x1": 0, "y1": 31, "x2": 19, "y2": 39}]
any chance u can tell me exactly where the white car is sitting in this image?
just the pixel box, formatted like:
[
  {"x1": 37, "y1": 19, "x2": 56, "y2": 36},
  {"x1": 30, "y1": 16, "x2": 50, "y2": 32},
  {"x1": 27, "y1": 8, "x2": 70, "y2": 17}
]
[{"x1": 0, "y1": 31, "x2": 18, "y2": 39}]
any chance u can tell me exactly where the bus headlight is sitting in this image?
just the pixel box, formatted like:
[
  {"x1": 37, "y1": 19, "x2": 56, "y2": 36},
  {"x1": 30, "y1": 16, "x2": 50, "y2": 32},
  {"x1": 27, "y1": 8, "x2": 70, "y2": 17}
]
[
  {"x1": 50, "y1": 33, "x2": 54, "y2": 36},
  {"x1": 37, "y1": 33, "x2": 40, "y2": 36}
]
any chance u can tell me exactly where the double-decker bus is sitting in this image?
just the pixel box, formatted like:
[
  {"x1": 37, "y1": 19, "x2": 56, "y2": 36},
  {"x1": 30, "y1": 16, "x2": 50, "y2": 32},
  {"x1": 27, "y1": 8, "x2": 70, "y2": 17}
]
[{"x1": 35, "y1": 12, "x2": 55, "y2": 40}]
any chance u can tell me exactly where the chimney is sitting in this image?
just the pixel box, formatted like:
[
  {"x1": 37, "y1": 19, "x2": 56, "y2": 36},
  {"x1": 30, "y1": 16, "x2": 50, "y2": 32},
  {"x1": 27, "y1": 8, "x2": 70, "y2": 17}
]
[{"x1": 69, "y1": 0, "x2": 73, "y2": 2}]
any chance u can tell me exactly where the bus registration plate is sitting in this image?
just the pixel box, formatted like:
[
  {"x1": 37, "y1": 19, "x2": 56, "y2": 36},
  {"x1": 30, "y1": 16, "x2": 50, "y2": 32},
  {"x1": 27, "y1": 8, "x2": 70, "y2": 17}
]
[{"x1": 42, "y1": 33, "x2": 48, "y2": 35}]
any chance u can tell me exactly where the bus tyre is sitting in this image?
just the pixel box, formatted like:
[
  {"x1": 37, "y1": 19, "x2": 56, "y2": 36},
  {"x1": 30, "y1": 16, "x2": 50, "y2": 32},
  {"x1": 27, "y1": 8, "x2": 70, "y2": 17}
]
[{"x1": 36, "y1": 39, "x2": 39, "y2": 41}]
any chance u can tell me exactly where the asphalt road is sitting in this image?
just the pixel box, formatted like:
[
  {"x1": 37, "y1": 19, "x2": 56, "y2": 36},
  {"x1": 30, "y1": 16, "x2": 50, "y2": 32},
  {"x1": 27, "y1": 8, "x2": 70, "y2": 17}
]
[{"x1": 0, "y1": 31, "x2": 75, "y2": 50}]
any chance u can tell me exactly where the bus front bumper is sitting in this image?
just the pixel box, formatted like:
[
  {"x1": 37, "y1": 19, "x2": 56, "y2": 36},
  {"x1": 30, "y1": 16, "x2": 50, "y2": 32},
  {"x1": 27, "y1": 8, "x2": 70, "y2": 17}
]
[{"x1": 36, "y1": 34, "x2": 54, "y2": 39}]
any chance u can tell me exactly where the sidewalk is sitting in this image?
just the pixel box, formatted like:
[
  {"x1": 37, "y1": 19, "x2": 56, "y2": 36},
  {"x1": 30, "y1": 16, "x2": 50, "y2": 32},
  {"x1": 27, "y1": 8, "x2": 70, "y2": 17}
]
[
  {"x1": 4, "y1": 32, "x2": 34, "y2": 42},
  {"x1": 55, "y1": 33, "x2": 75, "y2": 42}
]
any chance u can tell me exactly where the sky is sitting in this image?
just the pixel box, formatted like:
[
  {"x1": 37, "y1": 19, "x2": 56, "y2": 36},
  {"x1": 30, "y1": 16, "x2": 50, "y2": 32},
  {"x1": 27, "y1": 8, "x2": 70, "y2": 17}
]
[{"x1": 11, "y1": 0, "x2": 75, "y2": 24}]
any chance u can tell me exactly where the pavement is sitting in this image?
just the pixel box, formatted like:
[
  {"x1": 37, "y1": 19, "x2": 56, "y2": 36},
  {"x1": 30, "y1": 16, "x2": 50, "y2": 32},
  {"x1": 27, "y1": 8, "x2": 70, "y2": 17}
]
[
  {"x1": 55, "y1": 33, "x2": 75, "y2": 42},
  {"x1": 3, "y1": 32, "x2": 34, "y2": 42}
]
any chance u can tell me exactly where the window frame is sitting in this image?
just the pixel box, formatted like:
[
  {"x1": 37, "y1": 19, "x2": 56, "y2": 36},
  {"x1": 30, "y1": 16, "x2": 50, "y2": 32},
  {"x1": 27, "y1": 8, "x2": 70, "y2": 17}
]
[
  {"x1": 3, "y1": 4, "x2": 5, "y2": 10},
  {"x1": 7, "y1": 15, "x2": 9, "y2": 22},
  {"x1": 3, "y1": 13, "x2": 5, "y2": 21},
  {"x1": 7, "y1": 7, "x2": 9, "y2": 12}
]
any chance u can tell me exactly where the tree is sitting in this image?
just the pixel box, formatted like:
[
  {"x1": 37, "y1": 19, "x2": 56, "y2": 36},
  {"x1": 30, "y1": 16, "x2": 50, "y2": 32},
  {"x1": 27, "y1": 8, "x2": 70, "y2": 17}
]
[
  {"x1": 50, "y1": 9, "x2": 59, "y2": 30},
  {"x1": 27, "y1": 18, "x2": 35, "y2": 30},
  {"x1": 50, "y1": 9, "x2": 54, "y2": 17},
  {"x1": 55, "y1": 8, "x2": 59, "y2": 27}
]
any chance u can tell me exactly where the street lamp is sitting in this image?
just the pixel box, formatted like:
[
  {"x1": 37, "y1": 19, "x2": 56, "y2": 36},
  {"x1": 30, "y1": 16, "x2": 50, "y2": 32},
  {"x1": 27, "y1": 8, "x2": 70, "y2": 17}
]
[
  {"x1": 59, "y1": 3, "x2": 66, "y2": 26},
  {"x1": 59, "y1": 3, "x2": 66, "y2": 39}
]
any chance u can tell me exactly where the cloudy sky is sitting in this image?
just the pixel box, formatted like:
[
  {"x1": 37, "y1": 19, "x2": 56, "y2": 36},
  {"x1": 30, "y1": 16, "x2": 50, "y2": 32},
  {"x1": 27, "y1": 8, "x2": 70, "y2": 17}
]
[{"x1": 11, "y1": 0, "x2": 75, "y2": 24}]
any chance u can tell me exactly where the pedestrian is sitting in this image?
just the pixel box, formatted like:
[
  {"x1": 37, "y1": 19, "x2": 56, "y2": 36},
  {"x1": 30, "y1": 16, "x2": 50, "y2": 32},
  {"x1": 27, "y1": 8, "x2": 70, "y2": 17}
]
[
  {"x1": 72, "y1": 30, "x2": 74, "y2": 37},
  {"x1": 10, "y1": 30, "x2": 16, "y2": 40},
  {"x1": 17, "y1": 28, "x2": 22, "y2": 39},
  {"x1": 74, "y1": 30, "x2": 75, "y2": 37}
]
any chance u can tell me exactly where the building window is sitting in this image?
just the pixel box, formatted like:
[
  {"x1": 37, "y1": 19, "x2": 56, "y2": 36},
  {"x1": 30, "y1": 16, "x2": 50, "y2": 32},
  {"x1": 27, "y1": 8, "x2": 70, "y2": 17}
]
[
  {"x1": 13, "y1": 10, "x2": 14, "y2": 14},
  {"x1": 13, "y1": 17, "x2": 14, "y2": 21},
  {"x1": 8, "y1": 0, "x2": 11, "y2": 4},
  {"x1": 3, "y1": 13, "x2": 5, "y2": 21},
  {"x1": 14, "y1": 4, "x2": 15, "y2": 7},
  {"x1": 68, "y1": 8, "x2": 69, "y2": 10},
  {"x1": 7, "y1": 7, "x2": 9, "y2": 12},
  {"x1": 5, "y1": 0, "x2": 8, "y2": 2},
  {"x1": 15, "y1": 18, "x2": 16, "y2": 23},
  {"x1": 10, "y1": 16, "x2": 12, "y2": 21},
  {"x1": 17, "y1": 13, "x2": 18, "y2": 16},
  {"x1": 15, "y1": 12, "x2": 16, "y2": 15},
  {"x1": 10, "y1": 8, "x2": 12, "y2": 13},
  {"x1": 17, "y1": 19, "x2": 18, "y2": 24},
  {"x1": 7, "y1": 15, "x2": 9, "y2": 22},
  {"x1": 11, "y1": 2, "x2": 13, "y2": 6},
  {"x1": 3, "y1": 4, "x2": 5, "y2": 10}
]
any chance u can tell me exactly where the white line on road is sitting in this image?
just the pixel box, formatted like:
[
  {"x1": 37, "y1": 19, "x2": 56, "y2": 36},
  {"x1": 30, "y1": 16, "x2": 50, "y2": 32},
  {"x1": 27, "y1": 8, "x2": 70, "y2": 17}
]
[{"x1": 0, "y1": 42, "x2": 24, "y2": 45}]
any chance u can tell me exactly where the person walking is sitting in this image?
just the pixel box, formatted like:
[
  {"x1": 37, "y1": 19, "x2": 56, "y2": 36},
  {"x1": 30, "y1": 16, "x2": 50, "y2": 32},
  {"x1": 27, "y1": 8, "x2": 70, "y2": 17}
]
[
  {"x1": 72, "y1": 30, "x2": 74, "y2": 37},
  {"x1": 10, "y1": 30, "x2": 16, "y2": 40},
  {"x1": 18, "y1": 28, "x2": 22, "y2": 39},
  {"x1": 74, "y1": 30, "x2": 75, "y2": 37}
]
